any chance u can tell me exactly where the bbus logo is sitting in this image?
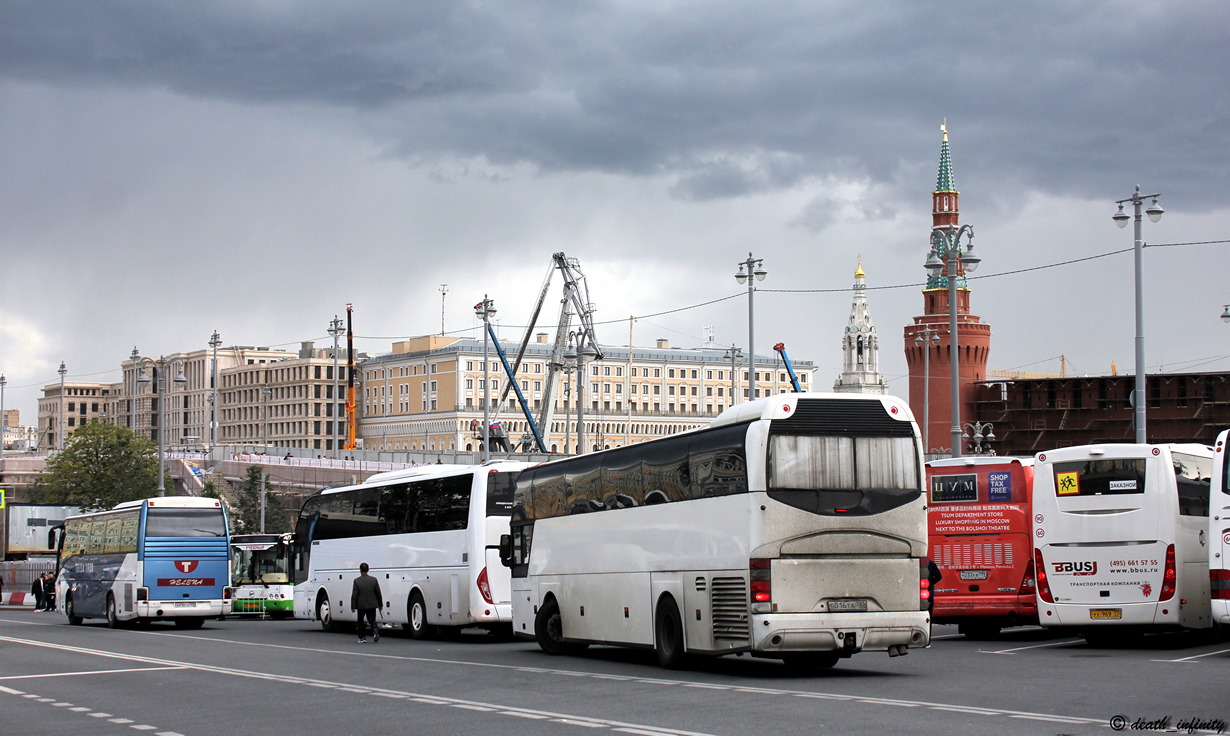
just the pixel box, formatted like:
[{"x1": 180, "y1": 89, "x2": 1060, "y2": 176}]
[
  {"x1": 1052, "y1": 561, "x2": 1097, "y2": 576},
  {"x1": 174, "y1": 560, "x2": 199, "y2": 574}
]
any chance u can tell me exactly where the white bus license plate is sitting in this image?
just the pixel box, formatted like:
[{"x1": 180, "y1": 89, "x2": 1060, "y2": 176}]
[
  {"x1": 828, "y1": 600, "x2": 869, "y2": 612},
  {"x1": 959, "y1": 570, "x2": 989, "y2": 581},
  {"x1": 172, "y1": 602, "x2": 198, "y2": 608},
  {"x1": 1089, "y1": 608, "x2": 1121, "y2": 620}
]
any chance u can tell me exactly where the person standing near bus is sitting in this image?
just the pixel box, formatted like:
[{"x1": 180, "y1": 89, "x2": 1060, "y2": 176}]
[
  {"x1": 350, "y1": 563, "x2": 383, "y2": 643},
  {"x1": 41, "y1": 573, "x2": 56, "y2": 612},
  {"x1": 31, "y1": 575, "x2": 45, "y2": 611}
]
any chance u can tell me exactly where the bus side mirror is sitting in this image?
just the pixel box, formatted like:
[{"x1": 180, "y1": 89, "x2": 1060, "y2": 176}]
[{"x1": 498, "y1": 534, "x2": 513, "y2": 567}]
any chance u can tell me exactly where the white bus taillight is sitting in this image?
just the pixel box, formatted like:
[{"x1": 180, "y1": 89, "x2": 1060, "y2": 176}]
[
  {"x1": 1211, "y1": 569, "x2": 1230, "y2": 600},
  {"x1": 1159, "y1": 544, "x2": 1177, "y2": 602},
  {"x1": 477, "y1": 567, "x2": 494, "y2": 605},
  {"x1": 1034, "y1": 549, "x2": 1054, "y2": 604},
  {"x1": 749, "y1": 559, "x2": 771, "y2": 603}
]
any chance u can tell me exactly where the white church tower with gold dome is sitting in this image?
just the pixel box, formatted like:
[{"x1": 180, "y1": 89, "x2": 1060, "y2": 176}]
[{"x1": 833, "y1": 259, "x2": 888, "y2": 394}]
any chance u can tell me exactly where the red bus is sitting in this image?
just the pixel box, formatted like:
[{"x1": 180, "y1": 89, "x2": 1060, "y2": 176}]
[{"x1": 927, "y1": 457, "x2": 1037, "y2": 637}]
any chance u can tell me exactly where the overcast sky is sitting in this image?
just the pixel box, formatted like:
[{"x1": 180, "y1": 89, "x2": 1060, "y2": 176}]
[{"x1": 1, "y1": 1, "x2": 1228, "y2": 422}]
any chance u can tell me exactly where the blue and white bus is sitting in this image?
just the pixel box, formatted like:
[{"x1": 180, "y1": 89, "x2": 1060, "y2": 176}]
[{"x1": 53, "y1": 497, "x2": 232, "y2": 629}]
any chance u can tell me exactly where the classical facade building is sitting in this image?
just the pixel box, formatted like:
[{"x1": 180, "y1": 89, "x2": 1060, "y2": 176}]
[
  {"x1": 833, "y1": 260, "x2": 887, "y2": 395},
  {"x1": 903, "y1": 124, "x2": 991, "y2": 451},
  {"x1": 37, "y1": 381, "x2": 112, "y2": 450},
  {"x1": 357, "y1": 334, "x2": 816, "y2": 454}
]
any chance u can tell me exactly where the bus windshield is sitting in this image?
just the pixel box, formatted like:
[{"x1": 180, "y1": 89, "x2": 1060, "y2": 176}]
[
  {"x1": 767, "y1": 435, "x2": 920, "y2": 515},
  {"x1": 232, "y1": 544, "x2": 291, "y2": 585},
  {"x1": 146, "y1": 508, "x2": 227, "y2": 538}
]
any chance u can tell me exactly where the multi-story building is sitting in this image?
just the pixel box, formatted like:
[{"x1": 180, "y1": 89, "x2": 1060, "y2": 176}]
[
  {"x1": 216, "y1": 344, "x2": 350, "y2": 452},
  {"x1": 358, "y1": 334, "x2": 816, "y2": 454},
  {"x1": 120, "y1": 345, "x2": 298, "y2": 449},
  {"x1": 37, "y1": 380, "x2": 112, "y2": 450}
]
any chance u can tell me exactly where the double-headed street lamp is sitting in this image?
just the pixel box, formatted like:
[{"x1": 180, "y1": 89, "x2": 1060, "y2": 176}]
[
  {"x1": 914, "y1": 327, "x2": 940, "y2": 450},
  {"x1": 1113, "y1": 186, "x2": 1163, "y2": 444},
  {"x1": 328, "y1": 315, "x2": 345, "y2": 458},
  {"x1": 58, "y1": 362, "x2": 67, "y2": 450},
  {"x1": 135, "y1": 355, "x2": 187, "y2": 496},
  {"x1": 734, "y1": 254, "x2": 767, "y2": 403},
  {"x1": 962, "y1": 420, "x2": 995, "y2": 455},
  {"x1": 1222, "y1": 305, "x2": 1230, "y2": 323},
  {"x1": 475, "y1": 296, "x2": 497, "y2": 462},
  {"x1": 563, "y1": 332, "x2": 598, "y2": 454},
  {"x1": 924, "y1": 224, "x2": 980, "y2": 459},
  {"x1": 209, "y1": 331, "x2": 222, "y2": 450}
]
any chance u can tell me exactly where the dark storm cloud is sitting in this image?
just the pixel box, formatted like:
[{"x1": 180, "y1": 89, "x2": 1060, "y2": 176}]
[{"x1": 3, "y1": 1, "x2": 1226, "y2": 210}]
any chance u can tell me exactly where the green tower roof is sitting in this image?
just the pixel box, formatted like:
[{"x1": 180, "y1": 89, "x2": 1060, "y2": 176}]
[{"x1": 936, "y1": 121, "x2": 956, "y2": 193}]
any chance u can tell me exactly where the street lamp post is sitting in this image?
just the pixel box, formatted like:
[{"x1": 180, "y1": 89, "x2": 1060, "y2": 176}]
[
  {"x1": 475, "y1": 296, "x2": 497, "y2": 462},
  {"x1": 724, "y1": 344, "x2": 742, "y2": 409},
  {"x1": 924, "y1": 223, "x2": 980, "y2": 459},
  {"x1": 962, "y1": 421, "x2": 996, "y2": 455},
  {"x1": 1113, "y1": 186, "x2": 1163, "y2": 444},
  {"x1": 1222, "y1": 305, "x2": 1230, "y2": 323},
  {"x1": 0, "y1": 373, "x2": 7, "y2": 451},
  {"x1": 734, "y1": 253, "x2": 767, "y2": 403},
  {"x1": 328, "y1": 315, "x2": 345, "y2": 458},
  {"x1": 136, "y1": 356, "x2": 187, "y2": 496},
  {"x1": 58, "y1": 362, "x2": 67, "y2": 450},
  {"x1": 209, "y1": 331, "x2": 221, "y2": 450},
  {"x1": 129, "y1": 347, "x2": 140, "y2": 431},
  {"x1": 439, "y1": 284, "x2": 449, "y2": 336},
  {"x1": 914, "y1": 327, "x2": 940, "y2": 451}
]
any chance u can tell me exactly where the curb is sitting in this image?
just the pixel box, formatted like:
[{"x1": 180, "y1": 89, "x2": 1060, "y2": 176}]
[{"x1": 0, "y1": 592, "x2": 35, "y2": 607}]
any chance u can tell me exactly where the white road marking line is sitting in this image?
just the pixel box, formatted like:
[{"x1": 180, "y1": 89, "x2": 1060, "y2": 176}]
[
  {"x1": 110, "y1": 718, "x2": 135, "y2": 724},
  {"x1": 982, "y1": 639, "x2": 1082, "y2": 654},
  {"x1": 89, "y1": 712, "x2": 114, "y2": 718},
  {"x1": 1153, "y1": 647, "x2": 1230, "y2": 662},
  {"x1": 0, "y1": 666, "x2": 185, "y2": 681},
  {"x1": 0, "y1": 633, "x2": 1124, "y2": 733}
]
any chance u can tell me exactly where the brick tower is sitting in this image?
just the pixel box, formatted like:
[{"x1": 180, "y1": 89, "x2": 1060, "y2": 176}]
[{"x1": 903, "y1": 123, "x2": 991, "y2": 453}]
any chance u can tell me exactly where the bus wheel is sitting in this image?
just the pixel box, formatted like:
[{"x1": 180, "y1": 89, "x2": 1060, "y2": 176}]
[
  {"x1": 65, "y1": 597, "x2": 83, "y2": 626},
  {"x1": 654, "y1": 596, "x2": 687, "y2": 669},
  {"x1": 317, "y1": 594, "x2": 337, "y2": 633},
  {"x1": 407, "y1": 592, "x2": 434, "y2": 640},
  {"x1": 781, "y1": 652, "x2": 840, "y2": 673},
  {"x1": 534, "y1": 597, "x2": 573, "y2": 655},
  {"x1": 106, "y1": 596, "x2": 121, "y2": 629},
  {"x1": 175, "y1": 617, "x2": 204, "y2": 630}
]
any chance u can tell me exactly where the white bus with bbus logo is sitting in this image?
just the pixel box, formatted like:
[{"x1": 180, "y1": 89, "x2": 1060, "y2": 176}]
[
  {"x1": 1211, "y1": 429, "x2": 1230, "y2": 625},
  {"x1": 1032, "y1": 443, "x2": 1213, "y2": 642}
]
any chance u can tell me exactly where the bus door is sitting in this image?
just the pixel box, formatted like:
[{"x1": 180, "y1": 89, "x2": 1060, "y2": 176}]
[{"x1": 927, "y1": 459, "x2": 1034, "y2": 624}]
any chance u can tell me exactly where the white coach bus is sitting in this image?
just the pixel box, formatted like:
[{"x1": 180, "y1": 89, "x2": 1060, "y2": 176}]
[
  {"x1": 1211, "y1": 430, "x2": 1230, "y2": 625},
  {"x1": 292, "y1": 461, "x2": 533, "y2": 638},
  {"x1": 501, "y1": 393, "x2": 933, "y2": 671},
  {"x1": 1033, "y1": 443, "x2": 1213, "y2": 642}
]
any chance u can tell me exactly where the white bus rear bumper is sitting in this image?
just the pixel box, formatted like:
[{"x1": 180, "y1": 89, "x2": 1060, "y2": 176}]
[
  {"x1": 751, "y1": 611, "x2": 931, "y2": 653},
  {"x1": 136, "y1": 601, "x2": 229, "y2": 619}
]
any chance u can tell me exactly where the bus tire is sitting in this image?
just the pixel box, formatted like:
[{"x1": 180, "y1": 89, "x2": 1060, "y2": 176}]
[
  {"x1": 106, "y1": 595, "x2": 121, "y2": 629},
  {"x1": 65, "y1": 597, "x2": 83, "y2": 626},
  {"x1": 407, "y1": 591, "x2": 434, "y2": 640},
  {"x1": 317, "y1": 593, "x2": 338, "y2": 633},
  {"x1": 534, "y1": 597, "x2": 574, "y2": 655},
  {"x1": 654, "y1": 595, "x2": 687, "y2": 669},
  {"x1": 781, "y1": 652, "x2": 841, "y2": 673},
  {"x1": 175, "y1": 617, "x2": 205, "y2": 630}
]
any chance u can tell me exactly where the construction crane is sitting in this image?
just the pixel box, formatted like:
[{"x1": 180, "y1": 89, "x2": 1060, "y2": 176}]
[{"x1": 496, "y1": 253, "x2": 601, "y2": 451}]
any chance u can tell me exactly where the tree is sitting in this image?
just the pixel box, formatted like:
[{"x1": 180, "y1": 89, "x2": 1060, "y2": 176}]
[
  {"x1": 31, "y1": 422, "x2": 158, "y2": 510},
  {"x1": 232, "y1": 465, "x2": 289, "y2": 534}
]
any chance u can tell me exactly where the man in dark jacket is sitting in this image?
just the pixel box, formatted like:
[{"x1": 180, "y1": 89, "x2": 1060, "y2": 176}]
[
  {"x1": 350, "y1": 563, "x2": 383, "y2": 643},
  {"x1": 31, "y1": 576, "x2": 45, "y2": 611}
]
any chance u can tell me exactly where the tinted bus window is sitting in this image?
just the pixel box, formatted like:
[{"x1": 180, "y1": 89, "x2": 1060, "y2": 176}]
[
  {"x1": 565, "y1": 454, "x2": 604, "y2": 514},
  {"x1": 414, "y1": 474, "x2": 472, "y2": 532},
  {"x1": 643, "y1": 436, "x2": 690, "y2": 504},
  {"x1": 1051, "y1": 459, "x2": 1145, "y2": 496},
  {"x1": 1173, "y1": 451, "x2": 1211, "y2": 517},
  {"x1": 601, "y1": 446, "x2": 644, "y2": 509},
  {"x1": 690, "y1": 423, "x2": 748, "y2": 499},
  {"x1": 487, "y1": 472, "x2": 520, "y2": 516},
  {"x1": 146, "y1": 508, "x2": 227, "y2": 538}
]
